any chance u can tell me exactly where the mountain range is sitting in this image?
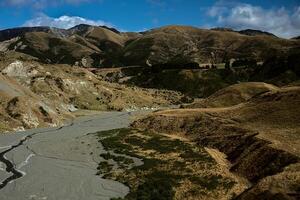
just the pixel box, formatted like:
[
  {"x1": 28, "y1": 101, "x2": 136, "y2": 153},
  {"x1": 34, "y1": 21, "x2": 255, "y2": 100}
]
[{"x1": 1, "y1": 24, "x2": 299, "y2": 68}]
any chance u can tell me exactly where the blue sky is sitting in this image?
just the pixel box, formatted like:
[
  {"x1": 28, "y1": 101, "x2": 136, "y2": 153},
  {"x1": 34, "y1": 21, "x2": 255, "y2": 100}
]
[{"x1": 0, "y1": 0, "x2": 299, "y2": 38}]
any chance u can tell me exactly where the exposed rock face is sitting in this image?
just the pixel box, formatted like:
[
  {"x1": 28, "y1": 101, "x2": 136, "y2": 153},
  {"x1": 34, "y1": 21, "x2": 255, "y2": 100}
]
[
  {"x1": 2, "y1": 61, "x2": 38, "y2": 77},
  {"x1": 0, "y1": 72, "x2": 64, "y2": 131},
  {"x1": 0, "y1": 53, "x2": 183, "y2": 132}
]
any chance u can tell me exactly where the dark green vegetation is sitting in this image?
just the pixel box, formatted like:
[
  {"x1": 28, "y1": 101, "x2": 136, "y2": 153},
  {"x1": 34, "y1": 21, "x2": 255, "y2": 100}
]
[
  {"x1": 96, "y1": 161, "x2": 113, "y2": 175},
  {"x1": 98, "y1": 51, "x2": 300, "y2": 98},
  {"x1": 126, "y1": 68, "x2": 233, "y2": 98},
  {"x1": 96, "y1": 128, "x2": 236, "y2": 200}
]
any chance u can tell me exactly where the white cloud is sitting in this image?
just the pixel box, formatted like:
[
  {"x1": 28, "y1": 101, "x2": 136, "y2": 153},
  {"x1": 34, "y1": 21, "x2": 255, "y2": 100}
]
[
  {"x1": 208, "y1": 2, "x2": 300, "y2": 38},
  {"x1": 23, "y1": 14, "x2": 113, "y2": 29}
]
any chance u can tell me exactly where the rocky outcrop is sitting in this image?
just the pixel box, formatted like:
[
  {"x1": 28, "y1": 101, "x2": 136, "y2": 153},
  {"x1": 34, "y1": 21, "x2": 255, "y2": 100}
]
[{"x1": 0, "y1": 54, "x2": 183, "y2": 132}]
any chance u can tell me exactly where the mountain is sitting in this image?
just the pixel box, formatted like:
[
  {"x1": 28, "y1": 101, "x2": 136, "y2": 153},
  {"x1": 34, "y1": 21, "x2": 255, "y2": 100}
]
[
  {"x1": 211, "y1": 27, "x2": 235, "y2": 32},
  {"x1": 0, "y1": 24, "x2": 121, "y2": 42},
  {"x1": 0, "y1": 26, "x2": 68, "y2": 42},
  {"x1": 1, "y1": 25, "x2": 299, "y2": 68},
  {"x1": 11, "y1": 31, "x2": 100, "y2": 66},
  {"x1": 1, "y1": 25, "x2": 129, "y2": 67},
  {"x1": 238, "y1": 29, "x2": 277, "y2": 37},
  {"x1": 122, "y1": 25, "x2": 297, "y2": 67},
  {"x1": 211, "y1": 28, "x2": 276, "y2": 37}
]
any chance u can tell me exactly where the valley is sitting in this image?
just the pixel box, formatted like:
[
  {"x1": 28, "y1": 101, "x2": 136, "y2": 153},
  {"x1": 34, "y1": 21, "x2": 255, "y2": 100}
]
[{"x1": 0, "y1": 23, "x2": 299, "y2": 200}]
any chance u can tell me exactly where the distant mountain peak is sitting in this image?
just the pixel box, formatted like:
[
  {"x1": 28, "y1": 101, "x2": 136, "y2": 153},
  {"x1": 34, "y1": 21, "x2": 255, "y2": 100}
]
[
  {"x1": 211, "y1": 27, "x2": 276, "y2": 37},
  {"x1": 211, "y1": 27, "x2": 235, "y2": 32},
  {"x1": 0, "y1": 26, "x2": 52, "y2": 42},
  {"x1": 238, "y1": 29, "x2": 277, "y2": 37},
  {"x1": 68, "y1": 24, "x2": 120, "y2": 34},
  {"x1": 99, "y1": 26, "x2": 120, "y2": 34}
]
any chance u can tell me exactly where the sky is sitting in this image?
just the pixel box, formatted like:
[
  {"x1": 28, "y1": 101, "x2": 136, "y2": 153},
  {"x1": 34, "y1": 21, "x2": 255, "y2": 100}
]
[{"x1": 0, "y1": 0, "x2": 299, "y2": 38}]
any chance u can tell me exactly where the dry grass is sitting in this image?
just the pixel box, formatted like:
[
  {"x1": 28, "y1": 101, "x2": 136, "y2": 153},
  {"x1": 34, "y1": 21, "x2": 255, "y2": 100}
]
[
  {"x1": 132, "y1": 84, "x2": 300, "y2": 199},
  {"x1": 0, "y1": 52, "x2": 183, "y2": 132},
  {"x1": 96, "y1": 128, "x2": 243, "y2": 200},
  {"x1": 185, "y1": 82, "x2": 279, "y2": 108}
]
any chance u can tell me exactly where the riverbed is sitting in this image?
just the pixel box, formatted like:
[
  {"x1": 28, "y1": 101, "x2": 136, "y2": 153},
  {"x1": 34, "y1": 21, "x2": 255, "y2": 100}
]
[{"x1": 0, "y1": 111, "x2": 136, "y2": 200}]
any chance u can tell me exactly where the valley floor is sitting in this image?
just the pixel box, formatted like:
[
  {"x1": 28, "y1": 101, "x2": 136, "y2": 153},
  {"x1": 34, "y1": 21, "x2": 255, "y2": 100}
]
[{"x1": 0, "y1": 110, "x2": 250, "y2": 200}]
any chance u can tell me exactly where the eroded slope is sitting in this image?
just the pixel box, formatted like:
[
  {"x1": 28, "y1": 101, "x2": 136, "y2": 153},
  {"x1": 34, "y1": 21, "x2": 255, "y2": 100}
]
[
  {"x1": 132, "y1": 84, "x2": 300, "y2": 199},
  {"x1": 0, "y1": 52, "x2": 182, "y2": 132}
]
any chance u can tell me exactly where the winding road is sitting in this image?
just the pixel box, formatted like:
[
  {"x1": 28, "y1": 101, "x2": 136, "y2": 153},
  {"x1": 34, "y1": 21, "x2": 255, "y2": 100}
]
[{"x1": 0, "y1": 111, "x2": 136, "y2": 200}]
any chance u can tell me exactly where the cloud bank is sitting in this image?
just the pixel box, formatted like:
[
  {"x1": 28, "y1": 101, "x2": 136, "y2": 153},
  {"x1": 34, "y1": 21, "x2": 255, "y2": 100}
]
[
  {"x1": 208, "y1": 2, "x2": 300, "y2": 38},
  {"x1": 23, "y1": 14, "x2": 113, "y2": 29}
]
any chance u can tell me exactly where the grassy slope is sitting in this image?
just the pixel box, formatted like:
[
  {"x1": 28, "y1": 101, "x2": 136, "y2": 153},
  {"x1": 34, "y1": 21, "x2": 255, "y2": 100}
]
[
  {"x1": 132, "y1": 85, "x2": 300, "y2": 199},
  {"x1": 184, "y1": 82, "x2": 279, "y2": 108},
  {"x1": 96, "y1": 128, "x2": 243, "y2": 200}
]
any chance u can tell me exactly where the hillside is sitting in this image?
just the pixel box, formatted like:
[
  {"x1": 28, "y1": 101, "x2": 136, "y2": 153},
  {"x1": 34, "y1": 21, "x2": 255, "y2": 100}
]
[
  {"x1": 132, "y1": 83, "x2": 300, "y2": 199},
  {"x1": 11, "y1": 31, "x2": 99, "y2": 66},
  {"x1": 184, "y1": 82, "x2": 279, "y2": 108},
  {"x1": 0, "y1": 52, "x2": 182, "y2": 132},
  {"x1": 0, "y1": 26, "x2": 68, "y2": 42},
  {"x1": 94, "y1": 51, "x2": 300, "y2": 99},
  {"x1": 122, "y1": 25, "x2": 299, "y2": 67},
  {"x1": 1, "y1": 25, "x2": 300, "y2": 68},
  {"x1": 238, "y1": 29, "x2": 277, "y2": 37}
]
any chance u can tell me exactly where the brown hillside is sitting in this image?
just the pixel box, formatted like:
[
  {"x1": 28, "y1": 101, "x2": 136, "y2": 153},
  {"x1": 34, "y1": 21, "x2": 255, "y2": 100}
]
[
  {"x1": 122, "y1": 25, "x2": 300, "y2": 66},
  {"x1": 0, "y1": 52, "x2": 183, "y2": 131},
  {"x1": 132, "y1": 85, "x2": 300, "y2": 199},
  {"x1": 68, "y1": 34, "x2": 101, "y2": 52},
  {"x1": 83, "y1": 26, "x2": 125, "y2": 47},
  {"x1": 2, "y1": 25, "x2": 300, "y2": 68},
  {"x1": 10, "y1": 32, "x2": 98, "y2": 66},
  {"x1": 185, "y1": 82, "x2": 279, "y2": 108}
]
